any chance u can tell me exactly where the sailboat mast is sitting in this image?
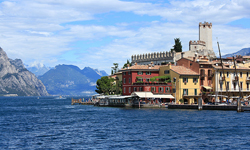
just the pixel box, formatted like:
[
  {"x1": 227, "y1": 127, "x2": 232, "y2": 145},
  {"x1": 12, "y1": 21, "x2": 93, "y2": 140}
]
[
  {"x1": 232, "y1": 56, "x2": 243, "y2": 99},
  {"x1": 217, "y1": 41, "x2": 229, "y2": 100}
]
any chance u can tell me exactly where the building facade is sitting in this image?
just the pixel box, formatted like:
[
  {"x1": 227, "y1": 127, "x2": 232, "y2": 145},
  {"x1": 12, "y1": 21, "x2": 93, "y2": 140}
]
[
  {"x1": 159, "y1": 64, "x2": 200, "y2": 104},
  {"x1": 120, "y1": 64, "x2": 172, "y2": 99}
]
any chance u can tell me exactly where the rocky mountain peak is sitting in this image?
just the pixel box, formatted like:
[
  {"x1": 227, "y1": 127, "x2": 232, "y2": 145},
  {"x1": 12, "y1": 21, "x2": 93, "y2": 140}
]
[{"x1": 0, "y1": 47, "x2": 49, "y2": 96}]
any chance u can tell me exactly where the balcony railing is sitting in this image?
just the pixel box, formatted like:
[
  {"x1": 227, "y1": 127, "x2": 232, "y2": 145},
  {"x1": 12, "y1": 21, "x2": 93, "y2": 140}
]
[
  {"x1": 233, "y1": 76, "x2": 239, "y2": 81},
  {"x1": 219, "y1": 76, "x2": 225, "y2": 82},
  {"x1": 218, "y1": 88, "x2": 250, "y2": 92}
]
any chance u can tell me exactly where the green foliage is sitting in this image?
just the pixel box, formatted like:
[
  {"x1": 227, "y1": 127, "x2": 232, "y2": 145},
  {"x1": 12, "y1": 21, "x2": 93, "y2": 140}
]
[
  {"x1": 111, "y1": 63, "x2": 119, "y2": 74},
  {"x1": 149, "y1": 75, "x2": 171, "y2": 83},
  {"x1": 171, "y1": 38, "x2": 182, "y2": 52},
  {"x1": 95, "y1": 76, "x2": 115, "y2": 95},
  {"x1": 123, "y1": 60, "x2": 132, "y2": 69},
  {"x1": 179, "y1": 99, "x2": 184, "y2": 103}
]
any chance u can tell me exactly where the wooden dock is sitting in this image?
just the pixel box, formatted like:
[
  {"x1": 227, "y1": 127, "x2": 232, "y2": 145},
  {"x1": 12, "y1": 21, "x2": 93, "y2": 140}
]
[{"x1": 71, "y1": 98, "x2": 94, "y2": 105}]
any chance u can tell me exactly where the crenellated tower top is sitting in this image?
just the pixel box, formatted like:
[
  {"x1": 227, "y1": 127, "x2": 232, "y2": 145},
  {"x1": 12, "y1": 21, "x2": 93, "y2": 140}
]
[{"x1": 199, "y1": 22, "x2": 212, "y2": 28}]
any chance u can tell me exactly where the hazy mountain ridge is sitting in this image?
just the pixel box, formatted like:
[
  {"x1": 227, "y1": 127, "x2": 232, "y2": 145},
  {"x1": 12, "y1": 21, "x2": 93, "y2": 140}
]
[
  {"x1": 38, "y1": 65, "x2": 106, "y2": 96},
  {"x1": 0, "y1": 47, "x2": 49, "y2": 96},
  {"x1": 222, "y1": 48, "x2": 250, "y2": 58},
  {"x1": 26, "y1": 63, "x2": 51, "y2": 76}
]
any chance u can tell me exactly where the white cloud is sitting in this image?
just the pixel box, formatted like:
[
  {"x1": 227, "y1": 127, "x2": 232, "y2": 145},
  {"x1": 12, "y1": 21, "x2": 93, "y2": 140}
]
[{"x1": 0, "y1": 0, "x2": 249, "y2": 75}]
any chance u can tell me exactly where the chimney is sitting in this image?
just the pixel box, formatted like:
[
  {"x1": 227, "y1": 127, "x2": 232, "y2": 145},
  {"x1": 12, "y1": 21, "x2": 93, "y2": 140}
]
[{"x1": 181, "y1": 52, "x2": 184, "y2": 58}]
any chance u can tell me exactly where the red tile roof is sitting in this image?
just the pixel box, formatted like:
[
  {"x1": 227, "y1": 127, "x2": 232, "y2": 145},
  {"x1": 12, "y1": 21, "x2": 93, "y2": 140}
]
[{"x1": 171, "y1": 66, "x2": 199, "y2": 75}]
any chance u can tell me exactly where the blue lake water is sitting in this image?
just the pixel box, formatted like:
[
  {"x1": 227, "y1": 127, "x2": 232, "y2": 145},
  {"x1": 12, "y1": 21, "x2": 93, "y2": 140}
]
[{"x1": 0, "y1": 96, "x2": 250, "y2": 149}]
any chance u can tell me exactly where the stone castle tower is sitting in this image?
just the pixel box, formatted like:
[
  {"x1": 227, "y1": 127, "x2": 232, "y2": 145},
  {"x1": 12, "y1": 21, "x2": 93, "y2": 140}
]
[
  {"x1": 188, "y1": 21, "x2": 216, "y2": 58},
  {"x1": 199, "y1": 22, "x2": 213, "y2": 51}
]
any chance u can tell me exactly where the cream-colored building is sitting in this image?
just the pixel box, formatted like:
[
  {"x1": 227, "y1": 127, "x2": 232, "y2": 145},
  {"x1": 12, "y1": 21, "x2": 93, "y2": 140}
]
[{"x1": 213, "y1": 63, "x2": 250, "y2": 101}]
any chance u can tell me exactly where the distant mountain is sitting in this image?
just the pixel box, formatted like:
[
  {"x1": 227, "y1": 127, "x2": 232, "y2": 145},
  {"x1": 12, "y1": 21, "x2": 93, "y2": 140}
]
[
  {"x1": 222, "y1": 48, "x2": 250, "y2": 58},
  {"x1": 94, "y1": 69, "x2": 109, "y2": 76},
  {"x1": 0, "y1": 47, "x2": 49, "y2": 96},
  {"x1": 26, "y1": 63, "x2": 51, "y2": 76},
  {"x1": 38, "y1": 65, "x2": 107, "y2": 96}
]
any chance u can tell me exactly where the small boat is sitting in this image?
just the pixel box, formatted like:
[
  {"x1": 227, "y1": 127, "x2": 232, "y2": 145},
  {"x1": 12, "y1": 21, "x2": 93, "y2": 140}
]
[{"x1": 55, "y1": 96, "x2": 66, "y2": 99}]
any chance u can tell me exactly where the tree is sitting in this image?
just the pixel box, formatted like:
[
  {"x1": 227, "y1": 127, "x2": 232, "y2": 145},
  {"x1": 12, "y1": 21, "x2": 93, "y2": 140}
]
[
  {"x1": 111, "y1": 63, "x2": 119, "y2": 74},
  {"x1": 95, "y1": 76, "x2": 115, "y2": 95},
  {"x1": 123, "y1": 59, "x2": 132, "y2": 68},
  {"x1": 171, "y1": 38, "x2": 182, "y2": 52}
]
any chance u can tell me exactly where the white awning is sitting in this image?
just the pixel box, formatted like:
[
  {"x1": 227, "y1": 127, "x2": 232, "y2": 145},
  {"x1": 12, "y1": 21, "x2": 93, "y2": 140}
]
[
  {"x1": 202, "y1": 86, "x2": 212, "y2": 90},
  {"x1": 109, "y1": 96, "x2": 132, "y2": 99},
  {"x1": 96, "y1": 96, "x2": 106, "y2": 99},
  {"x1": 131, "y1": 92, "x2": 174, "y2": 99},
  {"x1": 131, "y1": 92, "x2": 154, "y2": 98},
  {"x1": 153, "y1": 94, "x2": 174, "y2": 99}
]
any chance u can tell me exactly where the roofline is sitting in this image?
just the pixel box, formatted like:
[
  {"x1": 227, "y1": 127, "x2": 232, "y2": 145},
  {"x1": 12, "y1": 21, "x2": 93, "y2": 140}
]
[
  {"x1": 170, "y1": 69, "x2": 199, "y2": 76},
  {"x1": 119, "y1": 69, "x2": 160, "y2": 72}
]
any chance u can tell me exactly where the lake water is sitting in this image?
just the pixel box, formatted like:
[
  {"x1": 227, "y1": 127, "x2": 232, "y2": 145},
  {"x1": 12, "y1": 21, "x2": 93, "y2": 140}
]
[{"x1": 0, "y1": 96, "x2": 250, "y2": 149}]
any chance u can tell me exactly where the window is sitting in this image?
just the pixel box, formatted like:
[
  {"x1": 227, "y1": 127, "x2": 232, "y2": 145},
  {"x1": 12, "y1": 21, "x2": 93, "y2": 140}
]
[
  {"x1": 151, "y1": 87, "x2": 156, "y2": 92},
  {"x1": 137, "y1": 71, "x2": 143, "y2": 75},
  {"x1": 183, "y1": 89, "x2": 188, "y2": 95},
  {"x1": 137, "y1": 78, "x2": 143, "y2": 82},
  {"x1": 134, "y1": 87, "x2": 137, "y2": 92},
  {"x1": 220, "y1": 83, "x2": 223, "y2": 90},
  {"x1": 139, "y1": 87, "x2": 143, "y2": 91},
  {"x1": 183, "y1": 78, "x2": 188, "y2": 83},
  {"x1": 247, "y1": 83, "x2": 249, "y2": 90},
  {"x1": 240, "y1": 72, "x2": 242, "y2": 78},
  {"x1": 128, "y1": 71, "x2": 131, "y2": 75},
  {"x1": 193, "y1": 78, "x2": 198, "y2": 83},
  {"x1": 123, "y1": 78, "x2": 126, "y2": 84},
  {"x1": 165, "y1": 87, "x2": 170, "y2": 93},
  {"x1": 146, "y1": 71, "x2": 151, "y2": 75},
  {"x1": 129, "y1": 87, "x2": 131, "y2": 93},
  {"x1": 146, "y1": 78, "x2": 150, "y2": 82},
  {"x1": 240, "y1": 82, "x2": 243, "y2": 90},
  {"x1": 233, "y1": 82, "x2": 236, "y2": 90},
  {"x1": 227, "y1": 82, "x2": 229, "y2": 90},
  {"x1": 123, "y1": 72, "x2": 126, "y2": 75},
  {"x1": 164, "y1": 70, "x2": 169, "y2": 74},
  {"x1": 124, "y1": 87, "x2": 126, "y2": 93},
  {"x1": 194, "y1": 89, "x2": 197, "y2": 95},
  {"x1": 227, "y1": 72, "x2": 229, "y2": 78},
  {"x1": 129, "y1": 78, "x2": 131, "y2": 83},
  {"x1": 159, "y1": 87, "x2": 163, "y2": 93},
  {"x1": 247, "y1": 72, "x2": 249, "y2": 77},
  {"x1": 220, "y1": 72, "x2": 222, "y2": 77}
]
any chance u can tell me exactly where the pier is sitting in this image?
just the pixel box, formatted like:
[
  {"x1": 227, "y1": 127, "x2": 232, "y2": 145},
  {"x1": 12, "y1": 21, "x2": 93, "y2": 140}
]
[
  {"x1": 71, "y1": 98, "x2": 93, "y2": 105},
  {"x1": 168, "y1": 104, "x2": 250, "y2": 111}
]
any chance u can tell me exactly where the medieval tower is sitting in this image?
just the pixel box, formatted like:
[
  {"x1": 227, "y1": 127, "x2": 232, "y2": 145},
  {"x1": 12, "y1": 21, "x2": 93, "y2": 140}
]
[
  {"x1": 199, "y1": 22, "x2": 213, "y2": 51},
  {"x1": 188, "y1": 21, "x2": 216, "y2": 58}
]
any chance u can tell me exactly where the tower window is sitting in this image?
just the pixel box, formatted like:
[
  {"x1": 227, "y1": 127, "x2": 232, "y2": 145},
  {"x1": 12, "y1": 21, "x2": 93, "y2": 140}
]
[{"x1": 203, "y1": 25, "x2": 205, "y2": 28}]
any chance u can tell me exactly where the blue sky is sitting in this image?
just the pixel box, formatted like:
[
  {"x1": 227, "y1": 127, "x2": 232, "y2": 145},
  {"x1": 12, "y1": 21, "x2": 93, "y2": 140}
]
[{"x1": 0, "y1": 0, "x2": 250, "y2": 74}]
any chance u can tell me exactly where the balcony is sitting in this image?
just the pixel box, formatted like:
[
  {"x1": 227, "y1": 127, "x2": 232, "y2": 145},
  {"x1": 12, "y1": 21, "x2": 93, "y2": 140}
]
[
  {"x1": 219, "y1": 76, "x2": 225, "y2": 82},
  {"x1": 208, "y1": 73, "x2": 213, "y2": 79},
  {"x1": 200, "y1": 73, "x2": 205, "y2": 80},
  {"x1": 233, "y1": 76, "x2": 239, "y2": 81}
]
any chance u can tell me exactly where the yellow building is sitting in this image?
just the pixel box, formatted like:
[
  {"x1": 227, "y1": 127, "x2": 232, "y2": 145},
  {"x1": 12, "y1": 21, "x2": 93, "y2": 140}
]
[{"x1": 160, "y1": 64, "x2": 201, "y2": 104}]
